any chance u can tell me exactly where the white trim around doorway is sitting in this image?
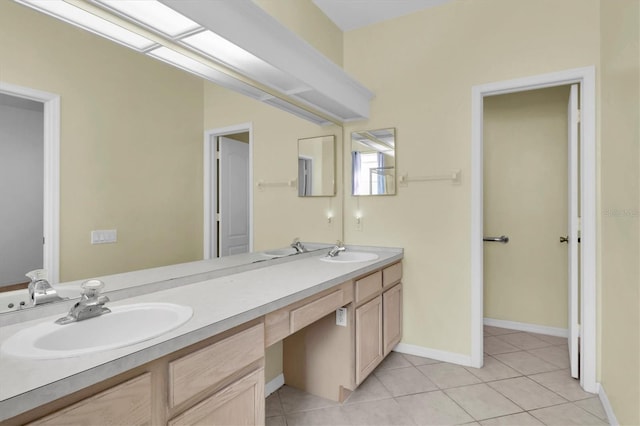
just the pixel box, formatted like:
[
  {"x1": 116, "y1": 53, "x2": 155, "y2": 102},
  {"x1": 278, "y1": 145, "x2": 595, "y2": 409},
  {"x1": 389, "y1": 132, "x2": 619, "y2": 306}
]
[
  {"x1": 0, "y1": 81, "x2": 60, "y2": 285},
  {"x1": 203, "y1": 123, "x2": 254, "y2": 259},
  {"x1": 470, "y1": 66, "x2": 597, "y2": 393}
]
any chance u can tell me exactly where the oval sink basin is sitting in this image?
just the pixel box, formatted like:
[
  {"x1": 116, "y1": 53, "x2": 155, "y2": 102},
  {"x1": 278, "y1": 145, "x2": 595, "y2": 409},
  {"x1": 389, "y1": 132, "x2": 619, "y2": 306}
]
[
  {"x1": 1, "y1": 303, "x2": 193, "y2": 359},
  {"x1": 319, "y1": 252, "x2": 379, "y2": 263},
  {"x1": 262, "y1": 248, "x2": 298, "y2": 258}
]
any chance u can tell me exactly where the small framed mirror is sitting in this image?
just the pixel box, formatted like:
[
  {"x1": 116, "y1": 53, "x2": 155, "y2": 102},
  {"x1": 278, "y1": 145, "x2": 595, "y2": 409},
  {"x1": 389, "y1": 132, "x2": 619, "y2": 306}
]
[
  {"x1": 351, "y1": 128, "x2": 396, "y2": 196},
  {"x1": 298, "y1": 135, "x2": 336, "y2": 197}
]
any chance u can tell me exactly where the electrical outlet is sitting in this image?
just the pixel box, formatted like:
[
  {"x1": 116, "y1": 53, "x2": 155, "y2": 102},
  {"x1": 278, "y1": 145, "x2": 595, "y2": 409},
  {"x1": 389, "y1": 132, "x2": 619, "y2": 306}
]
[{"x1": 336, "y1": 307, "x2": 347, "y2": 326}]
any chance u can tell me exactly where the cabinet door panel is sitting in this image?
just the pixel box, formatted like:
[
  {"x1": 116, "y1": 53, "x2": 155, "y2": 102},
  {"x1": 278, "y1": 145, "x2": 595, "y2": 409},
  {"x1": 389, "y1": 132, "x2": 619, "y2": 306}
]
[
  {"x1": 383, "y1": 283, "x2": 402, "y2": 356},
  {"x1": 29, "y1": 374, "x2": 151, "y2": 426},
  {"x1": 355, "y1": 296, "x2": 383, "y2": 384},
  {"x1": 168, "y1": 368, "x2": 264, "y2": 426}
]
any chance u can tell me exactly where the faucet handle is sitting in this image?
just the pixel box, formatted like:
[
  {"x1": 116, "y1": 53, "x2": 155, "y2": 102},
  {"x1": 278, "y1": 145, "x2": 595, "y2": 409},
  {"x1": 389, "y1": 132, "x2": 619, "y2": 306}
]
[
  {"x1": 336, "y1": 240, "x2": 344, "y2": 247},
  {"x1": 26, "y1": 269, "x2": 47, "y2": 282},
  {"x1": 81, "y1": 279, "x2": 105, "y2": 298}
]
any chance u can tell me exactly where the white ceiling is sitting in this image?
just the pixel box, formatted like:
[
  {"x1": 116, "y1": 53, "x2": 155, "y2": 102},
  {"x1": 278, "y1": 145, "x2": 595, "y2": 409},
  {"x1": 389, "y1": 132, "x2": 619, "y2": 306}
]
[{"x1": 312, "y1": 0, "x2": 453, "y2": 31}]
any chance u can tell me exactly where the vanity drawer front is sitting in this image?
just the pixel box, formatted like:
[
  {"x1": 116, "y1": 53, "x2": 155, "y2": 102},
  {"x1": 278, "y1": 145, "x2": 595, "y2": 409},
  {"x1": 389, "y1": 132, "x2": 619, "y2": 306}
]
[
  {"x1": 265, "y1": 281, "x2": 353, "y2": 346},
  {"x1": 29, "y1": 373, "x2": 151, "y2": 426},
  {"x1": 355, "y1": 271, "x2": 382, "y2": 304},
  {"x1": 383, "y1": 262, "x2": 402, "y2": 288},
  {"x1": 168, "y1": 368, "x2": 264, "y2": 426},
  {"x1": 290, "y1": 289, "x2": 345, "y2": 333},
  {"x1": 169, "y1": 323, "x2": 264, "y2": 408}
]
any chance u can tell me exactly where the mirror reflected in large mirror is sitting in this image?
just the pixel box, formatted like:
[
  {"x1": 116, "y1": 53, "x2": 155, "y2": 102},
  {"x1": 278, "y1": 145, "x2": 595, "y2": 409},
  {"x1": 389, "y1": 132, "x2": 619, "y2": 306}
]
[
  {"x1": 351, "y1": 128, "x2": 396, "y2": 196},
  {"x1": 298, "y1": 135, "x2": 336, "y2": 197}
]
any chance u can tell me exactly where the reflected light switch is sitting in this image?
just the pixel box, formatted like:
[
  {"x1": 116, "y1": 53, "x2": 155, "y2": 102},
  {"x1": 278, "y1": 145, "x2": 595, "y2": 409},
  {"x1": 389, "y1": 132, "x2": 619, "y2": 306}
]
[{"x1": 91, "y1": 229, "x2": 117, "y2": 244}]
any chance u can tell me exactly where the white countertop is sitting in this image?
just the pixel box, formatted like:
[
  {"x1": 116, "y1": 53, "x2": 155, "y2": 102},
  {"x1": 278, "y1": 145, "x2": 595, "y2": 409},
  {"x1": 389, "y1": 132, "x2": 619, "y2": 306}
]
[{"x1": 0, "y1": 245, "x2": 402, "y2": 421}]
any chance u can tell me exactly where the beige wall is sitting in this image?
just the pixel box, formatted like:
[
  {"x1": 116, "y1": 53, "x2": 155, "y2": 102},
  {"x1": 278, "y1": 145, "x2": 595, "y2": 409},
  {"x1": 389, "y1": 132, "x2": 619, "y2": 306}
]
[
  {"x1": 343, "y1": 0, "x2": 600, "y2": 356},
  {"x1": 599, "y1": 0, "x2": 640, "y2": 424},
  {"x1": 483, "y1": 87, "x2": 570, "y2": 329},
  {"x1": 0, "y1": 1, "x2": 205, "y2": 281}
]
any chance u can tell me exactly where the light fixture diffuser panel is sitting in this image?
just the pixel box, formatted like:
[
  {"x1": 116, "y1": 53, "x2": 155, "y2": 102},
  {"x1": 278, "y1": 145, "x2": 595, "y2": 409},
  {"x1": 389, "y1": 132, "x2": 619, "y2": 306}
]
[
  {"x1": 16, "y1": 0, "x2": 156, "y2": 51},
  {"x1": 95, "y1": 0, "x2": 201, "y2": 38}
]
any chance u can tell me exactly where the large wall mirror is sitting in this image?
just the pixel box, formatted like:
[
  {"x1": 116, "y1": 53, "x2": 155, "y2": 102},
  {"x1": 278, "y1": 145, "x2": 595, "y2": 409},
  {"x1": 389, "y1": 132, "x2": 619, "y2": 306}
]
[
  {"x1": 298, "y1": 135, "x2": 336, "y2": 197},
  {"x1": 351, "y1": 128, "x2": 396, "y2": 196}
]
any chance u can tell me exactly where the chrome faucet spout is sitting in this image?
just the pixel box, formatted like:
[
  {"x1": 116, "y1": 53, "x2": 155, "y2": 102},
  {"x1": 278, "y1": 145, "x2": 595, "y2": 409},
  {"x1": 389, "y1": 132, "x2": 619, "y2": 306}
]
[
  {"x1": 327, "y1": 241, "x2": 346, "y2": 257},
  {"x1": 290, "y1": 238, "x2": 307, "y2": 253},
  {"x1": 26, "y1": 269, "x2": 65, "y2": 306},
  {"x1": 56, "y1": 279, "x2": 110, "y2": 324}
]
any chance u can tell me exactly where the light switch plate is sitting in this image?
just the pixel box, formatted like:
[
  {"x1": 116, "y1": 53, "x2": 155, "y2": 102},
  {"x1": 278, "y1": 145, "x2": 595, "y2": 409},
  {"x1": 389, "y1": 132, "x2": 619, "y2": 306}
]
[{"x1": 91, "y1": 229, "x2": 117, "y2": 244}]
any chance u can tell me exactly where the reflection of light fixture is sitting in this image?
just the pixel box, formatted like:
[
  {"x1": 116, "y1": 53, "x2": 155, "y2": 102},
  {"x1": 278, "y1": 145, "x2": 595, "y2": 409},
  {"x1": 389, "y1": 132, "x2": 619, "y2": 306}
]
[
  {"x1": 14, "y1": 0, "x2": 373, "y2": 126},
  {"x1": 15, "y1": 0, "x2": 156, "y2": 50}
]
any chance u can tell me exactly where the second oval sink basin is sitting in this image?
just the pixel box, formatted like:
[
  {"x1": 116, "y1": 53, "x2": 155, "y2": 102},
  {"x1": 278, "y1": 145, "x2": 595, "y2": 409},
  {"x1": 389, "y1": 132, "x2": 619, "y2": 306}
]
[
  {"x1": 319, "y1": 252, "x2": 379, "y2": 263},
  {"x1": 1, "y1": 303, "x2": 193, "y2": 359},
  {"x1": 262, "y1": 248, "x2": 298, "y2": 258}
]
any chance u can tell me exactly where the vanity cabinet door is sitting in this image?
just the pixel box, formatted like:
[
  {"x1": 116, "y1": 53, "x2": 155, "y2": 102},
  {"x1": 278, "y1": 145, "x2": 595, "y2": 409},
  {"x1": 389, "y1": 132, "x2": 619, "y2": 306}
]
[
  {"x1": 383, "y1": 283, "x2": 402, "y2": 356},
  {"x1": 168, "y1": 368, "x2": 264, "y2": 426},
  {"x1": 29, "y1": 374, "x2": 151, "y2": 426},
  {"x1": 355, "y1": 295, "x2": 383, "y2": 385}
]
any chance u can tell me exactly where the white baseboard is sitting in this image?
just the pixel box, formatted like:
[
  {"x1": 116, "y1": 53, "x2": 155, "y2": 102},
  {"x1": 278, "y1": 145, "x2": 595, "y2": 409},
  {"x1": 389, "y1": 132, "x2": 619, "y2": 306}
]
[
  {"x1": 598, "y1": 383, "x2": 619, "y2": 426},
  {"x1": 394, "y1": 343, "x2": 473, "y2": 367},
  {"x1": 265, "y1": 373, "x2": 284, "y2": 397},
  {"x1": 484, "y1": 318, "x2": 568, "y2": 338}
]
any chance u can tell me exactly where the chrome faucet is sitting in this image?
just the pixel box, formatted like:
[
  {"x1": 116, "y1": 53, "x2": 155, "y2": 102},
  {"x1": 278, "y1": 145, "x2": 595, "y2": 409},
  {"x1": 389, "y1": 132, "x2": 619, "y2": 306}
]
[
  {"x1": 290, "y1": 237, "x2": 307, "y2": 253},
  {"x1": 56, "y1": 279, "x2": 111, "y2": 324},
  {"x1": 26, "y1": 269, "x2": 65, "y2": 306},
  {"x1": 327, "y1": 241, "x2": 346, "y2": 257}
]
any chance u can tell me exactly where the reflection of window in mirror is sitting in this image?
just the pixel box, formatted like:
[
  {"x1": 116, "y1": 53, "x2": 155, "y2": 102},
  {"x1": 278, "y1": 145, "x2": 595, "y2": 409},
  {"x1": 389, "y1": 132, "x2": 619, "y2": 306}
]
[
  {"x1": 297, "y1": 135, "x2": 336, "y2": 197},
  {"x1": 351, "y1": 128, "x2": 396, "y2": 196}
]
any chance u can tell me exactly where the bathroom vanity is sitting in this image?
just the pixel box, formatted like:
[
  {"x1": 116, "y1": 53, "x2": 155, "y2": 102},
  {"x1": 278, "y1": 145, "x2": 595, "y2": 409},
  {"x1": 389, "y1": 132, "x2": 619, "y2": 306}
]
[{"x1": 0, "y1": 246, "x2": 402, "y2": 425}]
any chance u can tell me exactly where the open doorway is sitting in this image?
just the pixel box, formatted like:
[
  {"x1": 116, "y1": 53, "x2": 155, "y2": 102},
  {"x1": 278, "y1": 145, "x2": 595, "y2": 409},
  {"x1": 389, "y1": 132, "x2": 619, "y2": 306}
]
[
  {"x1": 471, "y1": 67, "x2": 597, "y2": 393},
  {"x1": 0, "y1": 82, "x2": 60, "y2": 287},
  {"x1": 482, "y1": 85, "x2": 580, "y2": 384},
  {"x1": 203, "y1": 123, "x2": 253, "y2": 259}
]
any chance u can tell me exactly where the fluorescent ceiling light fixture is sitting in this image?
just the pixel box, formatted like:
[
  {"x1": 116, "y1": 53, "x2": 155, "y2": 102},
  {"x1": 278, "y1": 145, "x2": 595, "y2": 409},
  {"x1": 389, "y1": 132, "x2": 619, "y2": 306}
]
[
  {"x1": 16, "y1": 0, "x2": 155, "y2": 51},
  {"x1": 147, "y1": 46, "x2": 271, "y2": 100},
  {"x1": 95, "y1": 0, "x2": 201, "y2": 38},
  {"x1": 182, "y1": 30, "x2": 307, "y2": 93}
]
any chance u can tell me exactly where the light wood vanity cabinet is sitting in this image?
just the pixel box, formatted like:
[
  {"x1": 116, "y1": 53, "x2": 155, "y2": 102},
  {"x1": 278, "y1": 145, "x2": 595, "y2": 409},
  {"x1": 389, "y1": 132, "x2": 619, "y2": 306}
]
[
  {"x1": 283, "y1": 261, "x2": 403, "y2": 401},
  {"x1": 28, "y1": 373, "x2": 152, "y2": 426},
  {"x1": 15, "y1": 322, "x2": 265, "y2": 426},
  {"x1": 355, "y1": 295, "x2": 383, "y2": 384},
  {"x1": 354, "y1": 263, "x2": 403, "y2": 385},
  {"x1": 168, "y1": 368, "x2": 264, "y2": 426}
]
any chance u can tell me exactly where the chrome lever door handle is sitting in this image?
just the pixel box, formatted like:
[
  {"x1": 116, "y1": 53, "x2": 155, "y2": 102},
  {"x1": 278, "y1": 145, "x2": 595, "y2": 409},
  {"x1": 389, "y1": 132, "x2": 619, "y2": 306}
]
[{"x1": 483, "y1": 235, "x2": 509, "y2": 243}]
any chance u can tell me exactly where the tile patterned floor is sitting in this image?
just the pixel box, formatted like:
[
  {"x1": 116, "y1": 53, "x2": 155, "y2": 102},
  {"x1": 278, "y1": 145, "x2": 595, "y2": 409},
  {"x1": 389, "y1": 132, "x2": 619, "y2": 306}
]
[{"x1": 266, "y1": 326, "x2": 608, "y2": 425}]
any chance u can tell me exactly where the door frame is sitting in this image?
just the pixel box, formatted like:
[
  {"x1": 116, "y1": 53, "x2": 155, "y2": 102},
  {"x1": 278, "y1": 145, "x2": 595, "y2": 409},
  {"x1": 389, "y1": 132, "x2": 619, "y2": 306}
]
[
  {"x1": 203, "y1": 123, "x2": 253, "y2": 259},
  {"x1": 470, "y1": 66, "x2": 597, "y2": 393},
  {"x1": 0, "y1": 81, "x2": 60, "y2": 284}
]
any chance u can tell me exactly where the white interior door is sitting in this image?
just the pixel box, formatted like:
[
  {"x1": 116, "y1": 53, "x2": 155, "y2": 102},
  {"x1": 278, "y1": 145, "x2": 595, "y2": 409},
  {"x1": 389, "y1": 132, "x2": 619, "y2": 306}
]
[
  {"x1": 219, "y1": 136, "x2": 250, "y2": 256},
  {"x1": 567, "y1": 84, "x2": 580, "y2": 379}
]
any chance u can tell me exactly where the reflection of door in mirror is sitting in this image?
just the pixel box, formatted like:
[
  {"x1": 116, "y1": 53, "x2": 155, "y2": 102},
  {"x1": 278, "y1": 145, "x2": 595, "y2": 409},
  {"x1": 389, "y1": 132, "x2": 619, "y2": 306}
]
[
  {"x1": 351, "y1": 128, "x2": 396, "y2": 196},
  {"x1": 297, "y1": 135, "x2": 336, "y2": 197},
  {"x1": 0, "y1": 94, "x2": 44, "y2": 289},
  {"x1": 218, "y1": 135, "x2": 250, "y2": 257},
  {"x1": 298, "y1": 157, "x2": 313, "y2": 196}
]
